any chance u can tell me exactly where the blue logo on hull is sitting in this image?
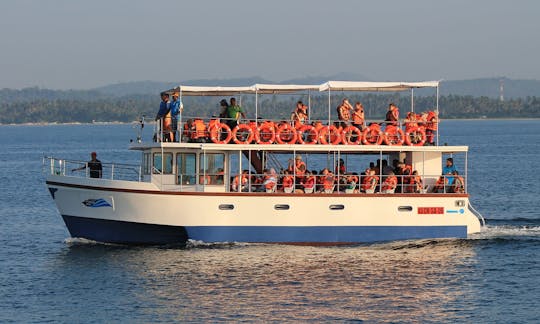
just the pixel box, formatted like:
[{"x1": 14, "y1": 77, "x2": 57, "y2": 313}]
[{"x1": 82, "y1": 199, "x2": 112, "y2": 208}]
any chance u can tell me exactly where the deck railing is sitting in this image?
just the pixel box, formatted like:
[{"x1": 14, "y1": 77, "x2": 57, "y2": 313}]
[{"x1": 43, "y1": 156, "x2": 142, "y2": 182}]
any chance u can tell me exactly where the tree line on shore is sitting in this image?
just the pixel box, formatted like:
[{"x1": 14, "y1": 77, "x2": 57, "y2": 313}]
[{"x1": 1, "y1": 92, "x2": 539, "y2": 124}]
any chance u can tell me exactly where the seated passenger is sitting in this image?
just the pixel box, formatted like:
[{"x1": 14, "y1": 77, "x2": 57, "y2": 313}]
[
  {"x1": 406, "y1": 170, "x2": 423, "y2": 193},
  {"x1": 381, "y1": 171, "x2": 398, "y2": 193},
  {"x1": 385, "y1": 103, "x2": 399, "y2": 126},
  {"x1": 215, "y1": 168, "x2": 224, "y2": 185},
  {"x1": 232, "y1": 170, "x2": 249, "y2": 192},
  {"x1": 431, "y1": 175, "x2": 448, "y2": 193},
  {"x1": 320, "y1": 168, "x2": 335, "y2": 193},
  {"x1": 281, "y1": 170, "x2": 294, "y2": 192},
  {"x1": 199, "y1": 169, "x2": 211, "y2": 185},
  {"x1": 362, "y1": 169, "x2": 379, "y2": 193},
  {"x1": 302, "y1": 170, "x2": 316, "y2": 192},
  {"x1": 452, "y1": 170, "x2": 465, "y2": 193}
]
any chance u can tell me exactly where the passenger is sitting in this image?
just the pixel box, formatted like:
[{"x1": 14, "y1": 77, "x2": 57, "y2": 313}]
[
  {"x1": 219, "y1": 99, "x2": 229, "y2": 119},
  {"x1": 336, "y1": 98, "x2": 353, "y2": 128},
  {"x1": 362, "y1": 169, "x2": 379, "y2": 193},
  {"x1": 169, "y1": 92, "x2": 182, "y2": 142},
  {"x1": 425, "y1": 110, "x2": 438, "y2": 145},
  {"x1": 442, "y1": 157, "x2": 457, "y2": 186},
  {"x1": 226, "y1": 97, "x2": 245, "y2": 130},
  {"x1": 406, "y1": 170, "x2": 423, "y2": 193},
  {"x1": 346, "y1": 173, "x2": 359, "y2": 192},
  {"x1": 321, "y1": 168, "x2": 335, "y2": 193},
  {"x1": 190, "y1": 118, "x2": 207, "y2": 143},
  {"x1": 215, "y1": 168, "x2": 224, "y2": 185},
  {"x1": 452, "y1": 170, "x2": 465, "y2": 193},
  {"x1": 431, "y1": 175, "x2": 448, "y2": 193},
  {"x1": 288, "y1": 155, "x2": 307, "y2": 184},
  {"x1": 281, "y1": 169, "x2": 294, "y2": 192},
  {"x1": 257, "y1": 169, "x2": 277, "y2": 192},
  {"x1": 232, "y1": 170, "x2": 249, "y2": 192},
  {"x1": 335, "y1": 158, "x2": 346, "y2": 175},
  {"x1": 385, "y1": 103, "x2": 399, "y2": 126},
  {"x1": 352, "y1": 102, "x2": 366, "y2": 131},
  {"x1": 381, "y1": 171, "x2": 398, "y2": 193},
  {"x1": 302, "y1": 170, "x2": 316, "y2": 193},
  {"x1": 155, "y1": 92, "x2": 172, "y2": 142},
  {"x1": 199, "y1": 170, "x2": 211, "y2": 185},
  {"x1": 291, "y1": 101, "x2": 308, "y2": 129},
  {"x1": 71, "y1": 152, "x2": 103, "y2": 178}
]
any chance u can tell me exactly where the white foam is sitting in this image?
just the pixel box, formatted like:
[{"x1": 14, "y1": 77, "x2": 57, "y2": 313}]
[{"x1": 470, "y1": 224, "x2": 540, "y2": 240}]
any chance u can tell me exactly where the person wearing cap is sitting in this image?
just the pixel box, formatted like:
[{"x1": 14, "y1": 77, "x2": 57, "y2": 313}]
[
  {"x1": 169, "y1": 92, "x2": 182, "y2": 142},
  {"x1": 291, "y1": 101, "x2": 308, "y2": 129},
  {"x1": 155, "y1": 92, "x2": 172, "y2": 142},
  {"x1": 71, "y1": 152, "x2": 102, "y2": 178},
  {"x1": 336, "y1": 98, "x2": 353, "y2": 128}
]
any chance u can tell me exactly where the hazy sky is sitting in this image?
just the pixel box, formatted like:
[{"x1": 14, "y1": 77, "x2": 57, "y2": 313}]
[{"x1": 1, "y1": 0, "x2": 539, "y2": 89}]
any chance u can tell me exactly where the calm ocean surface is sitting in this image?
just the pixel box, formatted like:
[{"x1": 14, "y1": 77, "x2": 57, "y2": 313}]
[{"x1": 0, "y1": 120, "x2": 539, "y2": 323}]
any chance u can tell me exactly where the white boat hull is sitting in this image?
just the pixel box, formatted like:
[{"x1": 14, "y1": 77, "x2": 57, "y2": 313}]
[{"x1": 47, "y1": 175, "x2": 482, "y2": 245}]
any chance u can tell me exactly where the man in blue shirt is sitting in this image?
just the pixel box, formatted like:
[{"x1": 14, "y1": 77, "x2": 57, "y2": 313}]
[
  {"x1": 442, "y1": 157, "x2": 457, "y2": 186},
  {"x1": 169, "y1": 92, "x2": 183, "y2": 142}
]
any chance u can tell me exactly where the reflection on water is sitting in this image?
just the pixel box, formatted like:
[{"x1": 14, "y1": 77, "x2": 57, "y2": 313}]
[{"x1": 50, "y1": 240, "x2": 479, "y2": 322}]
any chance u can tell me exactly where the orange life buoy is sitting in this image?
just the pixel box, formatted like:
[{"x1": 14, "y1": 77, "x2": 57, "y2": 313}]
[
  {"x1": 232, "y1": 124, "x2": 254, "y2": 144},
  {"x1": 404, "y1": 127, "x2": 426, "y2": 146},
  {"x1": 383, "y1": 126, "x2": 404, "y2": 146},
  {"x1": 341, "y1": 126, "x2": 363, "y2": 145},
  {"x1": 255, "y1": 123, "x2": 276, "y2": 144},
  {"x1": 362, "y1": 124, "x2": 384, "y2": 145},
  {"x1": 297, "y1": 125, "x2": 318, "y2": 144},
  {"x1": 210, "y1": 122, "x2": 232, "y2": 144},
  {"x1": 319, "y1": 125, "x2": 342, "y2": 145},
  {"x1": 276, "y1": 123, "x2": 298, "y2": 144}
]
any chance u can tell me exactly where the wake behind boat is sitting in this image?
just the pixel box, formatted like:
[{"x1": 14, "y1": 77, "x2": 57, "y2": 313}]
[{"x1": 44, "y1": 80, "x2": 484, "y2": 245}]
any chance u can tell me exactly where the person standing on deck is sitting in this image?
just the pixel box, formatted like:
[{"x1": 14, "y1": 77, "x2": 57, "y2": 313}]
[
  {"x1": 72, "y1": 152, "x2": 102, "y2": 178},
  {"x1": 337, "y1": 98, "x2": 353, "y2": 128},
  {"x1": 385, "y1": 103, "x2": 399, "y2": 126},
  {"x1": 155, "y1": 92, "x2": 172, "y2": 142},
  {"x1": 169, "y1": 92, "x2": 183, "y2": 142},
  {"x1": 226, "y1": 97, "x2": 245, "y2": 130}
]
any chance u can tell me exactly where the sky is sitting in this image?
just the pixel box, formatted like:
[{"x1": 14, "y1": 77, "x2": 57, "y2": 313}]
[{"x1": 1, "y1": 0, "x2": 539, "y2": 90}]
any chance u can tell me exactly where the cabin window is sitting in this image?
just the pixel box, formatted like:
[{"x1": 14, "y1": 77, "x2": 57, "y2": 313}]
[
  {"x1": 153, "y1": 153, "x2": 173, "y2": 174},
  {"x1": 176, "y1": 153, "x2": 196, "y2": 185},
  {"x1": 200, "y1": 153, "x2": 225, "y2": 185},
  {"x1": 143, "y1": 153, "x2": 151, "y2": 174}
]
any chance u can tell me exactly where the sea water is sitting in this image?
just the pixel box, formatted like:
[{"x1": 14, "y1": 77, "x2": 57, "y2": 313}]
[{"x1": 0, "y1": 120, "x2": 539, "y2": 322}]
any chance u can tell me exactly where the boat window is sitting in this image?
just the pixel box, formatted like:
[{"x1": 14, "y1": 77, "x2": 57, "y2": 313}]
[
  {"x1": 274, "y1": 204, "x2": 290, "y2": 210},
  {"x1": 177, "y1": 153, "x2": 196, "y2": 185},
  {"x1": 200, "y1": 153, "x2": 225, "y2": 185},
  {"x1": 329, "y1": 204, "x2": 345, "y2": 210},
  {"x1": 143, "y1": 153, "x2": 151, "y2": 174},
  {"x1": 153, "y1": 153, "x2": 173, "y2": 174}
]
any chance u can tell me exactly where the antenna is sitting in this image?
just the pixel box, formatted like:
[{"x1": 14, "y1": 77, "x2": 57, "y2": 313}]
[{"x1": 499, "y1": 79, "x2": 504, "y2": 102}]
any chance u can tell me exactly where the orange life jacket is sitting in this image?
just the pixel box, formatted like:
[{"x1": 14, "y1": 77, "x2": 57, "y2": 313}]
[
  {"x1": 282, "y1": 175, "x2": 294, "y2": 189},
  {"x1": 352, "y1": 110, "x2": 364, "y2": 124},
  {"x1": 362, "y1": 175, "x2": 379, "y2": 191},
  {"x1": 382, "y1": 176, "x2": 398, "y2": 191},
  {"x1": 303, "y1": 176, "x2": 315, "y2": 189},
  {"x1": 323, "y1": 174, "x2": 335, "y2": 190},
  {"x1": 191, "y1": 119, "x2": 207, "y2": 139}
]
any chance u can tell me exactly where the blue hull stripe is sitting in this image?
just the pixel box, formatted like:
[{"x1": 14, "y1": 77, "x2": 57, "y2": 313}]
[
  {"x1": 62, "y1": 215, "x2": 188, "y2": 245},
  {"x1": 186, "y1": 226, "x2": 467, "y2": 243},
  {"x1": 62, "y1": 215, "x2": 467, "y2": 245}
]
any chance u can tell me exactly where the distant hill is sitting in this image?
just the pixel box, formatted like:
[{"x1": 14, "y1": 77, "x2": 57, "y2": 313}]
[
  {"x1": 92, "y1": 76, "x2": 540, "y2": 99},
  {"x1": 2, "y1": 76, "x2": 540, "y2": 103}
]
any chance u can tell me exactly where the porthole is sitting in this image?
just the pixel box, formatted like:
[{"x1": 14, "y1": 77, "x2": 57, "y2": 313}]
[
  {"x1": 274, "y1": 204, "x2": 290, "y2": 210},
  {"x1": 398, "y1": 206, "x2": 413, "y2": 212},
  {"x1": 329, "y1": 204, "x2": 345, "y2": 210},
  {"x1": 218, "y1": 204, "x2": 234, "y2": 210}
]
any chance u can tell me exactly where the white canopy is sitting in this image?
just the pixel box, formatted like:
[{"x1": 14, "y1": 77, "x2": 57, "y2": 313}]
[
  {"x1": 253, "y1": 84, "x2": 320, "y2": 94},
  {"x1": 163, "y1": 81, "x2": 440, "y2": 96},
  {"x1": 164, "y1": 85, "x2": 255, "y2": 96},
  {"x1": 319, "y1": 81, "x2": 440, "y2": 92}
]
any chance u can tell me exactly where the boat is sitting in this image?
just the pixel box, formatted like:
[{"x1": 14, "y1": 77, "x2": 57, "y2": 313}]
[{"x1": 44, "y1": 80, "x2": 485, "y2": 245}]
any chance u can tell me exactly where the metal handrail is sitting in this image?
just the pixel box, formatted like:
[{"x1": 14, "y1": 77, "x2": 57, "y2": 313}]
[{"x1": 43, "y1": 156, "x2": 142, "y2": 182}]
